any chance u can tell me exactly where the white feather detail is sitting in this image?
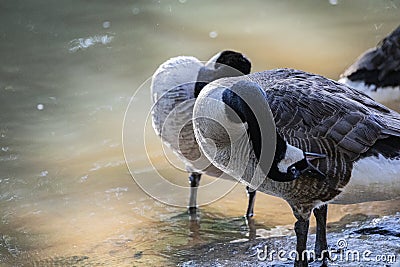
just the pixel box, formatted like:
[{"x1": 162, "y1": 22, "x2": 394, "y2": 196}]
[
  {"x1": 339, "y1": 77, "x2": 400, "y2": 104},
  {"x1": 334, "y1": 154, "x2": 400, "y2": 204}
]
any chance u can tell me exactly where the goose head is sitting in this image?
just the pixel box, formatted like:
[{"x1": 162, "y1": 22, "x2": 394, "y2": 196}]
[
  {"x1": 267, "y1": 138, "x2": 326, "y2": 182},
  {"x1": 151, "y1": 50, "x2": 251, "y2": 101},
  {"x1": 194, "y1": 50, "x2": 251, "y2": 97},
  {"x1": 193, "y1": 79, "x2": 325, "y2": 188}
]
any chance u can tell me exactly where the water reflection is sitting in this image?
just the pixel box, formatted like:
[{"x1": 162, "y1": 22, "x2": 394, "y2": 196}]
[{"x1": 0, "y1": 0, "x2": 399, "y2": 266}]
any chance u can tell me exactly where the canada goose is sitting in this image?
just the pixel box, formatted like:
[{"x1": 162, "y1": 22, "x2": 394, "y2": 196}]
[
  {"x1": 151, "y1": 50, "x2": 256, "y2": 216},
  {"x1": 193, "y1": 68, "x2": 400, "y2": 266},
  {"x1": 339, "y1": 25, "x2": 400, "y2": 105}
]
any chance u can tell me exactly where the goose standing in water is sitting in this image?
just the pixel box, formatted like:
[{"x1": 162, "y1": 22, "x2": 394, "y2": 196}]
[
  {"x1": 193, "y1": 68, "x2": 400, "y2": 267},
  {"x1": 151, "y1": 51, "x2": 257, "y2": 216},
  {"x1": 339, "y1": 25, "x2": 400, "y2": 106}
]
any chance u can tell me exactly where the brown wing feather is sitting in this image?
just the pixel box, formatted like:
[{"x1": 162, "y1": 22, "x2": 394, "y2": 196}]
[{"x1": 250, "y1": 69, "x2": 400, "y2": 162}]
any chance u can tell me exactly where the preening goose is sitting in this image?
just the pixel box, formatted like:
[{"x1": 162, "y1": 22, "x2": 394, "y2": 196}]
[
  {"x1": 193, "y1": 68, "x2": 400, "y2": 267},
  {"x1": 151, "y1": 51, "x2": 256, "y2": 216},
  {"x1": 339, "y1": 25, "x2": 400, "y2": 106}
]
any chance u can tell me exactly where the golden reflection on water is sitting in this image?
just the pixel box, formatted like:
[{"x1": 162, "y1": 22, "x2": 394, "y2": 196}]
[{"x1": 0, "y1": 0, "x2": 399, "y2": 266}]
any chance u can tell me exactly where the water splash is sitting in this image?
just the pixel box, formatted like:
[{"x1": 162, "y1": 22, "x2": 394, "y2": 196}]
[
  {"x1": 68, "y1": 35, "x2": 114, "y2": 52},
  {"x1": 37, "y1": 104, "x2": 44, "y2": 110},
  {"x1": 80, "y1": 175, "x2": 89, "y2": 183},
  {"x1": 0, "y1": 154, "x2": 18, "y2": 162},
  {"x1": 105, "y1": 187, "x2": 128, "y2": 199},
  {"x1": 102, "y1": 21, "x2": 111, "y2": 29},
  {"x1": 209, "y1": 31, "x2": 218, "y2": 38},
  {"x1": 132, "y1": 7, "x2": 140, "y2": 15},
  {"x1": 39, "y1": 170, "x2": 48, "y2": 177}
]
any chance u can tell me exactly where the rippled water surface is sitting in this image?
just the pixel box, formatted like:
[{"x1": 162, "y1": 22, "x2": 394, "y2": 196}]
[{"x1": 0, "y1": 1, "x2": 399, "y2": 266}]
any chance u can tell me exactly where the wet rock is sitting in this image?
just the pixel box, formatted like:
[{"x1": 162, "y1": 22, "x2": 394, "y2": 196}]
[
  {"x1": 353, "y1": 226, "x2": 400, "y2": 237},
  {"x1": 34, "y1": 255, "x2": 90, "y2": 266},
  {"x1": 134, "y1": 251, "x2": 143, "y2": 259}
]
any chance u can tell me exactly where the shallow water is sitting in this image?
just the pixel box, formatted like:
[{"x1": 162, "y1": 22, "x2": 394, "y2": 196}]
[{"x1": 0, "y1": 1, "x2": 399, "y2": 266}]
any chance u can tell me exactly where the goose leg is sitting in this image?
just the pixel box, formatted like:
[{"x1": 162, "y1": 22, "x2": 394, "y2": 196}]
[
  {"x1": 293, "y1": 209, "x2": 311, "y2": 267},
  {"x1": 313, "y1": 204, "x2": 329, "y2": 267},
  {"x1": 245, "y1": 186, "x2": 256, "y2": 218},
  {"x1": 246, "y1": 216, "x2": 257, "y2": 240},
  {"x1": 188, "y1": 172, "x2": 201, "y2": 214}
]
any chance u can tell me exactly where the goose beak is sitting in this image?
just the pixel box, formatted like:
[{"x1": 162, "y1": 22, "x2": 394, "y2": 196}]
[{"x1": 301, "y1": 152, "x2": 326, "y2": 180}]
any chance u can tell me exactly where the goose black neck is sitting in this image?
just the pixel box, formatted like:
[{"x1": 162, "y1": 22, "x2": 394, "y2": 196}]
[
  {"x1": 222, "y1": 88, "x2": 293, "y2": 182},
  {"x1": 222, "y1": 88, "x2": 262, "y2": 160},
  {"x1": 267, "y1": 135, "x2": 290, "y2": 181},
  {"x1": 194, "y1": 82, "x2": 208, "y2": 98}
]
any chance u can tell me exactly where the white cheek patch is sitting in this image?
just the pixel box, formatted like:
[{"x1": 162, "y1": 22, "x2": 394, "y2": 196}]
[
  {"x1": 334, "y1": 155, "x2": 400, "y2": 204},
  {"x1": 277, "y1": 144, "x2": 305, "y2": 173}
]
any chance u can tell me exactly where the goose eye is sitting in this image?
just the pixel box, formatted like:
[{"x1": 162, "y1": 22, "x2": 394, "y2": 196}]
[{"x1": 290, "y1": 166, "x2": 297, "y2": 174}]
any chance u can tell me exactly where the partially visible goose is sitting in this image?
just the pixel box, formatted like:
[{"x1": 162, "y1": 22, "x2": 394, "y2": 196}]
[
  {"x1": 193, "y1": 68, "x2": 400, "y2": 267},
  {"x1": 339, "y1": 25, "x2": 400, "y2": 106},
  {"x1": 151, "y1": 51, "x2": 257, "y2": 216}
]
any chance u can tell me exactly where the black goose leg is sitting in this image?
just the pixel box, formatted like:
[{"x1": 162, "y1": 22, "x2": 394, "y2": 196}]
[
  {"x1": 245, "y1": 186, "x2": 256, "y2": 218},
  {"x1": 294, "y1": 216, "x2": 310, "y2": 267},
  {"x1": 313, "y1": 204, "x2": 329, "y2": 267},
  {"x1": 188, "y1": 172, "x2": 201, "y2": 214},
  {"x1": 246, "y1": 216, "x2": 257, "y2": 240}
]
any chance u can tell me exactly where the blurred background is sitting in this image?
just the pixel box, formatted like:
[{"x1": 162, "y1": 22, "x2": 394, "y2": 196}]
[{"x1": 0, "y1": 0, "x2": 399, "y2": 266}]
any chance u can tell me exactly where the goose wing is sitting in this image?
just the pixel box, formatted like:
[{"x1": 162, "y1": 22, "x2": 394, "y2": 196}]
[{"x1": 250, "y1": 69, "x2": 400, "y2": 161}]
